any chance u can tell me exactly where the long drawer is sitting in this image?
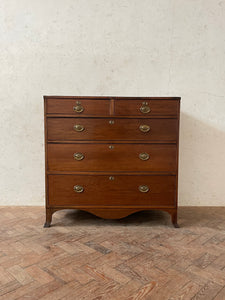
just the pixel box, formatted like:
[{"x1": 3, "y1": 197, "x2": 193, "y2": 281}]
[
  {"x1": 47, "y1": 143, "x2": 177, "y2": 172},
  {"x1": 47, "y1": 118, "x2": 178, "y2": 141},
  {"x1": 48, "y1": 175, "x2": 176, "y2": 206}
]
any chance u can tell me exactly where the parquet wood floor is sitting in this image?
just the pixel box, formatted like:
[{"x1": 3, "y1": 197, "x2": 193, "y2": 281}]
[{"x1": 0, "y1": 207, "x2": 225, "y2": 300}]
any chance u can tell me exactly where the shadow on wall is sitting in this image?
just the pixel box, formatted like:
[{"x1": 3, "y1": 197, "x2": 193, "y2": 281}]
[{"x1": 179, "y1": 112, "x2": 225, "y2": 206}]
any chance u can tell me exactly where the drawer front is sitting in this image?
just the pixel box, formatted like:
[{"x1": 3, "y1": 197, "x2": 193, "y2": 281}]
[
  {"x1": 48, "y1": 175, "x2": 176, "y2": 206},
  {"x1": 46, "y1": 98, "x2": 110, "y2": 115},
  {"x1": 47, "y1": 143, "x2": 177, "y2": 172},
  {"x1": 115, "y1": 99, "x2": 179, "y2": 117},
  {"x1": 47, "y1": 118, "x2": 178, "y2": 141}
]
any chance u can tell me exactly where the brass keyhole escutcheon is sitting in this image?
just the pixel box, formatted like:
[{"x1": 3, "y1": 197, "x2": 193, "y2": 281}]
[
  {"x1": 73, "y1": 152, "x2": 84, "y2": 160},
  {"x1": 109, "y1": 176, "x2": 115, "y2": 180},
  {"x1": 73, "y1": 124, "x2": 85, "y2": 132},
  {"x1": 139, "y1": 124, "x2": 150, "y2": 133},
  {"x1": 139, "y1": 152, "x2": 150, "y2": 161},
  {"x1": 109, "y1": 120, "x2": 114, "y2": 125},
  {"x1": 140, "y1": 101, "x2": 151, "y2": 114},
  {"x1": 73, "y1": 101, "x2": 84, "y2": 113},
  {"x1": 73, "y1": 185, "x2": 84, "y2": 193},
  {"x1": 109, "y1": 145, "x2": 114, "y2": 149},
  {"x1": 139, "y1": 185, "x2": 149, "y2": 193}
]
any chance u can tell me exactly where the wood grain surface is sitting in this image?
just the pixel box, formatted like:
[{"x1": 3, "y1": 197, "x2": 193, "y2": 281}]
[
  {"x1": 44, "y1": 96, "x2": 180, "y2": 227},
  {"x1": 47, "y1": 143, "x2": 177, "y2": 173},
  {"x1": 47, "y1": 118, "x2": 178, "y2": 142},
  {"x1": 46, "y1": 98, "x2": 110, "y2": 115},
  {"x1": 48, "y1": 174, "x2": 176, "y2": 207},
  {"x1": 115, "y1": 99, "x2": 179, "y2": 117}
]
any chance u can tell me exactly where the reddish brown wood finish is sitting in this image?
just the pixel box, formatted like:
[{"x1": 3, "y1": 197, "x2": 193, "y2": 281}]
[
  {"x1": 47, "y1": 143, "x2": 177, "y2": 173},
  {"x1": 47, "y1": 118, "x2": 178, "y2": 142},
  {"x1": 48, "y1": 175, "x2": 176, "y2": 206},
  {"x1": 115, "y1": 99, "x2": 179, "y2": 117},
  {"x1": 46, "y1": 98, "x2": 110, "y2": 115},
  {"x1": 44, "y1": 96, "x2": 180, "y2": 227}
]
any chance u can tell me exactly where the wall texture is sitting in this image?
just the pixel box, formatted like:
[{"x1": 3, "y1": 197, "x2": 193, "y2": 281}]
[{"x1": 1, "y1": 0, "x2": 225, "y2": 206}]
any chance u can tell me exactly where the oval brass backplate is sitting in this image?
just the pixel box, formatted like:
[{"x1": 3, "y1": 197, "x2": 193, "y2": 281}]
[
  {"x1": 73, "y1": 124, "x2": 85, "y2": 132},
  {"x1": 140, "y1": 102, "x2": 151, "y2": 114},
  {"x1": 73, "y1": 101, "x2": 84, "y2": 113},
  {"x1": 73, "y1": 152, "x2": 84, "y2": 160},
  {"x1": 139, "y1": 152, "x2": 150, "y2": 161},
  {"x1": 139, "y1": 124, "x2": 150, "y2": 133},
  {"x1": 109, "y1": 176, "x2": 115, "y2": 180},
  {"x1": 138, "y1": 185, "x2": 149, "y2": 193},
  {"x1": 73, "y1": 185, "x2": 84, "y2": 193}
]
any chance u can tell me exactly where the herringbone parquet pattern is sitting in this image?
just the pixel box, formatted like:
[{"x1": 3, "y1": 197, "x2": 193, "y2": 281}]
[{"x1": 1, "y1": 207, "x2": 225, "y2": 299}]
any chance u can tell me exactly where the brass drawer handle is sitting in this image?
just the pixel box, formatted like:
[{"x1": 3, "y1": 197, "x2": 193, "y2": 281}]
[
  {"x1": 73, "y1": 101, "x2": 84, "y2": 113},
  {"x1": 73, "y1": 124, "x2": 85, "y2": 132},
  {"x1": 74, "y1": 185, "x2": 84, "y2": 193},
  {"x1": 139, "y1": 185, "x2": 149, "y2": 193},
  {"x1": 140, "y1": 101, "x2": 150, "y2": 114},
  {"x1": 139, "y1": 152, "x2": 149, "y2": 161},
  {"x1": 139, "y1": 124, "x2": 150, "y2": 133},
  {"x1": 73, "y1": 152, "x2": 84, "y2": 160}
]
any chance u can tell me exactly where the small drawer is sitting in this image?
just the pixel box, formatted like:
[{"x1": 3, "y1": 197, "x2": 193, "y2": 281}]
[
  {"x1": 115, "y1": 99, "x2": 179, "y2": 117},
  {"x1": 47, "y1": 143, "x2": 177, "y2": 173},
  {"x1": 47, "y1": 118, "x2": 178, "y2": 142},
  {"x1": 46, "y1": 98, "x2": 110, "y2": 116},
  {"x1": 48, "y1": 174, "x2": 176, "y2": 206}
]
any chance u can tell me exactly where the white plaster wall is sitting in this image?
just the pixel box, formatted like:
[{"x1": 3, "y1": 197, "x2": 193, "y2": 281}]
[{"x1": 0, "y1": 0, "x2": 225, "y2": 206}]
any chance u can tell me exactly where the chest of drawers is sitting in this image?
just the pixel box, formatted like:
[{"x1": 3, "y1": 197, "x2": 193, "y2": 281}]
[{"x1": 44, "y1": 96, "x2": 180, "y2": 227}]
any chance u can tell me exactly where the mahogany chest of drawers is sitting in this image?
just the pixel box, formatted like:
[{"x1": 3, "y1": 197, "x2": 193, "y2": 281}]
[{"x1": 44, "y1": 96, "x2": 180, "y2": 227}]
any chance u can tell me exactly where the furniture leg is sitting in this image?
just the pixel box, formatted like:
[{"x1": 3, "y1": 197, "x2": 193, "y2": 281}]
[
  {"x1": 44, "y1": 208, "x2": 53, "y2": 228},
  {"x1": 171, "y1": 210, "x2": 179, "y2": 228}
]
